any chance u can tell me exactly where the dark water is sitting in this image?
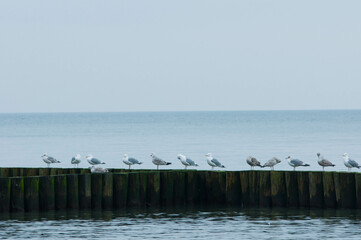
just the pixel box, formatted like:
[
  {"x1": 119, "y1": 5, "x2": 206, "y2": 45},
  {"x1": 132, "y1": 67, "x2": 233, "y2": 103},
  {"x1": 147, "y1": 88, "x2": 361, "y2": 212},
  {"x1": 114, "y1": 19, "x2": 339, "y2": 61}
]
[{"x1": 0, "y1": 207, "x2": 361, "y2": 239}]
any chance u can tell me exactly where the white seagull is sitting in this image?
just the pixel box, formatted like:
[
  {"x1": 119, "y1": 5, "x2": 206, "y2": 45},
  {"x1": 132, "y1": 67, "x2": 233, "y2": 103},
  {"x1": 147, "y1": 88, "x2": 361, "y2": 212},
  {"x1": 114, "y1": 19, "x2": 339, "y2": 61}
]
[
  {"x1": 286, "y1": 156, "x2": 310, "y2": 171},
  {"x1": 177, "y1": 154, "x2": 198, "y2": 169},
  {"x1": 71, "y1": 154, "x2": 81, "y2": 168},
  {"x1": 90, "y1": 166, "x2": 109, "y2": 173},
  {"x1": 85, "y1": 154, "x2": 105, "y2": 165},
  {"x1": 342, "y1": 153, "x2": 360, "y2": 172},
  {"x1": 205, "y1": 153, "x2": 225, "y2": 170},
  {"x1": 246, "y1": 156, "x2": 262, "y2": 170},
  {"x1": 123, "y1": 154, "x2": 142, "y2": 170},
  {"x1": 262, "y1": 157, "x2": 281, "y2": 170},
  {"x1": 150, "y1": 153, "x2": 171, "y2": 170},
  {"x1": 41, "y1": 153, "x2": 60, "y2": 168},
  {"x1": 317, "y1": 153, "x2": 335, "y2": 171}
]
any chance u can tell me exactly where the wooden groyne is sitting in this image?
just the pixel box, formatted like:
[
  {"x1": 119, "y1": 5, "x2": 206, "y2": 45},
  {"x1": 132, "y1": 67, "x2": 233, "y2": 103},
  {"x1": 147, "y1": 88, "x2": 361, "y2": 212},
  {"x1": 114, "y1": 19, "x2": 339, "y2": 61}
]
[{"x1": 1, "y1": 168, "x2": 361, "y2": 212}]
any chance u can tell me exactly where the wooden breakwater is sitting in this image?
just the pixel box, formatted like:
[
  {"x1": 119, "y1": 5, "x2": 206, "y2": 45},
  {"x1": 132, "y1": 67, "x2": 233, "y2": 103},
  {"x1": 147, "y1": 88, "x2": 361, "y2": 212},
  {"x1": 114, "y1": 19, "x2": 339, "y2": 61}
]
[{"x1": 1, "y1": 168, "x2": 361, "y2": 212}]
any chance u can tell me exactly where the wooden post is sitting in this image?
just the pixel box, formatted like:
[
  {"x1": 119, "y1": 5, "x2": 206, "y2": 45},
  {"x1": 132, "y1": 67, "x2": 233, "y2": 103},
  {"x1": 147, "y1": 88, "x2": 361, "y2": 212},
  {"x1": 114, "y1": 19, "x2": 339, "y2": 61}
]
[
  {"x1": 259, "y1": 171, "x2": 272, "y2": 208},
  {"x1": 78, "y1": 174, "x2": 91, "y2": 209},
  {"x1": 39, "y1": 168, "x2": 50, "y2": 176},
  {"x1": 297, "y1": 172, "x2": 310, "y2": 208},
  {"x1": 113, "y1": 173, "x2": 128, "y2": 208},
  {"x1": 186, "y1": 171, "x2": 199, "y2": 206},
  {"x1": 355, "y1": 173, "x2": 361, "y2": 209},
  {"x1": 67, "y1": 175, "x2": 79, "y2": 209},
  {"x1": 0, "y1": 178, "x2": 11, "y2": 212},
  {"x1": 139, "y1": 172, "x2": 148, "y2": 207},
  {"x1": 334, "y1": 172, "x2": 356, "y2": 208},
  {"x1": 102, "y1": 173, "x2": 113, "y2": 209},
  {"x1": 239, "y1": 171, "x2": 250, "y2": 207},
  {"x1": 285, "y1": 171, "x2": 299, "y2": 207},
  {"x1": 270, "y1": 171, "x2": 287, "y2": 207},
  {"x1": 127, "y1": 173, "x2": 140, "y2": 207},
  {"x1": 24, "y1": 168, "x2": 39, "y2": 177},
  {"x1": 39, "y1": 176, "x2": 55, "y2": 211},
  {"x1": 54, "y1": 175, "x2": 67, "y2": 210},
  {"x1": 91, "y1": 174, "x2": 103, "y2": 209},
  {"x1": 160, "y1": 171, "x2": 174, "y2": 206},
  {"x1": 173, "y1": 171, "x2": 187, "y2": 206},
  {"x1": 248, "y1": 171, "x2": 259, "y2": 207},
  {"x1": 10, "y1": 177, "x2": 25, "y2": 212},
  {"x1": 226, "y1": 171, "x2": 242, "y2": 206},
  {"x1": 0, "y1": 168, "x2": 11, "y2": 178},
  {"x1": 322, "y1": 172, "x2": 336, "y2": 208},
  {"x1": 24, "y1": 177, "x2": 39, "y2": 212},
  {"x1": 309, "y1": 172, "x2": 324, "y2": 208},
  {"x1": 147, "y1": 172, "x2": 161, "y2": 207},
  {"x1": 50, "y1": 168, "x2": 58, "y2": 176}
]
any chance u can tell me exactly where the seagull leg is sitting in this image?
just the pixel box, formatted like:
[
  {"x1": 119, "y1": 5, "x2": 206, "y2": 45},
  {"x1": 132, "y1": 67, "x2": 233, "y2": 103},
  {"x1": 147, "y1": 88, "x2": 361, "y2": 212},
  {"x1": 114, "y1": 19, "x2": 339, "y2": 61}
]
[
  {"x1": 323, "y1": 166, "x2": 324, "y2": 172},
  {"x1": 129, "y1": 165, "x2": 130, "y2": 170},
  {"x1": 293, "y1": 167, "x2": 295, "y2": 171},
  {"x1": 184, "y1": 166, "x2": 187, "y2": 170},
  {"x1": 212, "y1": 166, "x2": 214, "y2": 170},
  {"x1": 157, "y1": 165, "x2": 159, "y2": 170}
]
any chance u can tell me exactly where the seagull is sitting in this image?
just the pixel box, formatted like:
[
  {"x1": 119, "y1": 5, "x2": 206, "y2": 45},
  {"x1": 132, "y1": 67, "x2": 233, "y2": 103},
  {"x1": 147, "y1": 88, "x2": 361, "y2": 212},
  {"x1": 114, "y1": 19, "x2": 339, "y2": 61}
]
[
  {"x1": 71, "y1": 154, "x2": 81, "y2": 168},
  {"x1": 286, "y1": 156, "x2": 310, "y2": 171},
  {"x1": 205, "y1": 153, "x2": 225, "y2": 170},
  {"x1": 177, "y1": 154, "x2": 198, "y2": 169},
  {"x1": 262, "y1": 157, "x2": 281, "y2": 170},
  {"x1": 246, "y1": 156, "x2": 262, "y2": 170},
  {"x1": 150, "y1": 153, "x2": 171, "y2": 170},
  {"x1": 85, "y1": 154, "x2": 105, "y2": 165},
  {"x1": 342, "y1": 153, "x2": 360, "y2": 172},
  {"x1": 41, "y1": 153, "x2": 60, "y2": 168},
  {"x1": 123, "y1": 154, "x2": 142, "y2": 170},
  {"x1": 316, "y1": 153, "x2": 335, "y2": 171},
  {"x1": 90, "y1": 166, "x2": 109, "y2": 173}
]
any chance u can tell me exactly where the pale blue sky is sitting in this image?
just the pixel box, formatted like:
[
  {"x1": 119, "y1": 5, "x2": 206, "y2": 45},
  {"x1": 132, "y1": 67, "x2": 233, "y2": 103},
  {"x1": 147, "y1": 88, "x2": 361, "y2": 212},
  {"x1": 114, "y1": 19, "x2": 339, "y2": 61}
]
[{"x1": 1, "y1": 1, "x2": 360, "y2": 113}]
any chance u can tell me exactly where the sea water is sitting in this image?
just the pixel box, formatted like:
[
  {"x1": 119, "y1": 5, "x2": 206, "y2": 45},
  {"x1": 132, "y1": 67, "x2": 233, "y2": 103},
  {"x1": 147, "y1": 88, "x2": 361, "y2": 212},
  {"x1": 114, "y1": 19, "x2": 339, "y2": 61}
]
[{"x1": 0, "y1": 110, "x2": 361, "y2": 171}]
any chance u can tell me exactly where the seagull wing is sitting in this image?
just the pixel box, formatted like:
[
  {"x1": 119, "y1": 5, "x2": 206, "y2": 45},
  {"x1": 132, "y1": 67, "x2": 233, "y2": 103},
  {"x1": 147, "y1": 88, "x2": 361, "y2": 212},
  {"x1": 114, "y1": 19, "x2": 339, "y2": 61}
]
[
  {"x1": 349, "y1": 159, "x2": 360, "y2": 167},
  {"x1": 211, "y1": 158, "x2": 223, "y2": 167},
  {"x1": 290, "y1": 159, "x2": 303, "y2": 166},
  {"x1": 128, "y1": 158, "x2": 140, "y2": 164},
  {"x1": 186, "y1": 158, "x2": 197, "y2": 166}
]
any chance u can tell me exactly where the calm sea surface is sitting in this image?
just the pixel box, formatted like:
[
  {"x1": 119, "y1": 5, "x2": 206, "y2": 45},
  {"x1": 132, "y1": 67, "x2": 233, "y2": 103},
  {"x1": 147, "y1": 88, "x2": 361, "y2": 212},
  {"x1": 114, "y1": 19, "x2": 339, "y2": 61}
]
[{"x1": 0, "y1": 110, "x2": 361, "y2": 171}]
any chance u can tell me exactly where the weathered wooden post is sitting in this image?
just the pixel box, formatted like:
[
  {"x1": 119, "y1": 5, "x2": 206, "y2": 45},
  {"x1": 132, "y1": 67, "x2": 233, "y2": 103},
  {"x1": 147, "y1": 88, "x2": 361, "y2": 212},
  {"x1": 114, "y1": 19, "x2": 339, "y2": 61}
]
[
  {"x1": 127, "y1": 172, "x2": 140, "y2": 207},
  {"x1": 0, "y1": 168, "x2": 11, "y2": 178},
  {"x1": 355, "y1": 173, "x2": 361, "y2": 209},
  {"x1": 186, "y1": 171, "x2": 199, "y2": 206},
  {"x1": 67, "y1": 175, "x2": 79, "y2": 209},
  {"x1": 309, "y1": 172, "x2": 324, "y2": 208},
  {"x1": 113, "y1": 173, "x2": 128, "y2": 208},
  {"x1": 78, "y1": 174, "x2": 91, "y2": 209},
  {"x1": 39, "y1": 168, "x2": 50, "y2": 176},
  {"x1": 322, "y1": 172, "x2": 336, "y2": 208},
  {"x1": 10, "y1": 177, "x2": 25, "y2": 212},
  {"x1": 226, "y1": 171, "x2": 242, "y2": 206},
  {"x1": 270, "y1": 171, "x2": 287, "y2": 207},
  {"x1": 39, "y1": 176, "x2": 55, "y2": 211},
  {"x1": 198, "y1": 171, "x2": 208, "y2": 205},
  {"x1": 259, "y1": 171, "x2": 272, "y2": 207},
  {"x1": 0, "y1": 178, "x2": 11, "y2": 212},
  {"x1": 24, "y1": 168, "x2": 39, "y2": 177},
  {"x1": 285, "y1": 171, "x2": 299, "y2": 207},
  {"x1": 297, "y1": 171, "x2": 310, "y2": 208},
  {"x1": 91, "y1": 174, "x2": 103, "y2": 209},
  {"x1": 54, "y1": 175, "x2": 67, "y2": 210},
  {"x1": 248, "y1": 171, "x2": 259, "y2": 207},
  {"x1": 160, "y1": 171, "x2": 174, "y2": 206},
  {"x1": 173, "y1": 171, "x2": 187, "y2": 206},
  {"x1": 24, "y1": 177, "x2": 39, "y2": 212},
  {"x1": 50, "y1": 168, "x2": 58, "y2": 176},
  {"x1": 334, "y1": 172, "x2": 356, "y2": 208},
  {"x1": 239, "y1": 171, "x2": 250, "y2": 207},
  {"x1": 139, "y1": 172, "x2": 148, "y2": 207},
  {"x1": 147, "y1": 172, "x2": 161, "y2": 207},
  {"x1": 102, "y1": 173, "x2": 113, "y2": 209}
]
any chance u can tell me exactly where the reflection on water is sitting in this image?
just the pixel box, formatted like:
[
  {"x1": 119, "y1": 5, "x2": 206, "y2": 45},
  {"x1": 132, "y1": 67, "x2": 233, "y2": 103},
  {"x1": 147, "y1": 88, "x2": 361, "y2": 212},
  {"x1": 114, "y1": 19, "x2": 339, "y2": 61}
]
[{"x1": 1, "y1": 207, "x2": 361, "y2": 239}]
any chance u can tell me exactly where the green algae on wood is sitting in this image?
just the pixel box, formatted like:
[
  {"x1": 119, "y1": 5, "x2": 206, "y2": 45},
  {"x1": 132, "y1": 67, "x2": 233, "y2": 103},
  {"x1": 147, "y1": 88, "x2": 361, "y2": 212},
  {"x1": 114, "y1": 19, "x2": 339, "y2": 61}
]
[
  {"x1": 113, "y1": 173, "x2": 128, "y2": 208},
  {"x1": 297, "y1": 172, "x2": 310, "y2": 208},
  {"x1": 147, "y1": 172, "x2": 161, "y2": 207},
  {"x1": 39, "y1": 176, "x2": 55, "y2": 211},
  {"x1": 0, "y1": 168, "x2": 11, "y2": 178},
  {"x1": 10, "y1": 177, "x2": 25, "y2": 212},
  {"x1": 160, "y1": 171, "x2": 174, "y2": 206},
  {"x1": 239, "y1": 171, "x2": 250, "y2": 207},
  {"x1": 54, "y1": 175, "x2": 67, "y2": 210},
  {"x1": 173, "y1": 171, "x2": 187, "y2": 206},
  {"x1": 285, "y1": 171, "x2": 299, "y2": 207},
  {"x1": 186, "y1": 171, "x2": 199, "y2": 206},
  {"x1": 322, "y1": 172, "x2": 336, "y2": 208},
  {"x1": 91, "y1": 174, "x2": 103, "y2": 209},
  {"x1": 78, "y1": 174, "x2": 91, "y2": 209},
  {"x1": 67, "y1": 174, "x2": 79, "y2": 209},
  {"x1": 127, "y1": 173, "x2": 141, "y2": 207},
  {"x1": 270, "y1": 171, "x2": 287, "y2": 207},
  {"x1": 0, "y1": 178, "x2": 11, "y2": 212},
  {"x1": 102, "y1": 173, "x2": 113, "y2": 209},
  {"x1": 248, "y1": 171, "x2": 259, "y2": 207},
  {"x1": 24, "y1": 177, "x2": 39, "y2": 212},
  {"x1": 226, "y1": 171, "x2": 242, "y2": 206},
  {"x1": 259, "y1": 171, "x2": 272, "y2": 208},
  {"x1": 334, "y1": 172, "x2": 356, "y2": 208},
  {"x1": 308, "y1": 172, "x2": 324, "y2": 208}
]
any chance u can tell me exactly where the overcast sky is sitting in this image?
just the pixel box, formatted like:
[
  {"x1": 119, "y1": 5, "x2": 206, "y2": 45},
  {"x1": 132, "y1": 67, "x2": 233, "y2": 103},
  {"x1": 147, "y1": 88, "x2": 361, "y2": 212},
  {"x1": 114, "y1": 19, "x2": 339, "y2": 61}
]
[{"x1": 0, "y1": 1, "x2": 360, "y2": 113}]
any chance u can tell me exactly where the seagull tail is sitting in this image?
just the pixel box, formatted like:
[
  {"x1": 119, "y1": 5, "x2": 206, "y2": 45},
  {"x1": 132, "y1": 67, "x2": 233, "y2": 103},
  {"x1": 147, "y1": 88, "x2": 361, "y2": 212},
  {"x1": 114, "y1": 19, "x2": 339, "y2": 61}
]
[
  {"x1": 303, "y1": 164, "x2": 310, "y2": 167},
  {"x1": 195, "y1": 164, "x2": 199, "y2": 166},
  {"x1": 221, "y1": 165, "x2": 225, "y2": 168},
  {"x1": 101, "y1": 162, "x2": 106, "y2": 164},
  {"x1": 138, "y1": 162, "x2": 143, "y2": 165},
  {"x1": 331, "y1": 164, "x2": 335, "y2": 167},
  {"x1": 166, "y1": 162, "x2": 172, "y2": 165},
  {"x1": 261, "y1": 165, "x2": 265, "y2": 168}
]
